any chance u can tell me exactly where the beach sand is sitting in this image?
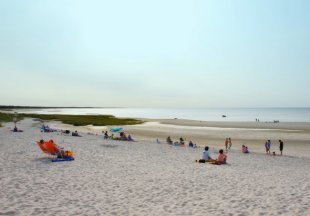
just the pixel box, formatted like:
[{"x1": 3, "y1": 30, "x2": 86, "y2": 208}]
[
  {"x1": 103, "y1": 118, "x2": 310, "y2": 159},
  {"x1": 0, "y1": 118, "x2": 309, "y2": 215}
]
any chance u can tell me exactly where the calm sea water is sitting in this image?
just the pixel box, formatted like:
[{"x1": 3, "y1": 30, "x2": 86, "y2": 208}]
[{"x1": 19, "y1": 108, "x2": 310, "y2": 122}]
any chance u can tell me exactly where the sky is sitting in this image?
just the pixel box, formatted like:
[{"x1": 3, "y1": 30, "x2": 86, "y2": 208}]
[{"x1": 0, "y1": 0, "x2": 309, "y2": 108}]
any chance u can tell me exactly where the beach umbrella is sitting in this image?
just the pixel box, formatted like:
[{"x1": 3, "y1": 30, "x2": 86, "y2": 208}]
[{"x1": 110, "y1": 127, "x2": 122, "y2": 132}]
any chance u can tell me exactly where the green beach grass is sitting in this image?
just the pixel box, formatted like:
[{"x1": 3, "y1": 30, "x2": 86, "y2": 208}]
[{"x1": 0, "y1": 112, "x2": 143, "y2": 126}]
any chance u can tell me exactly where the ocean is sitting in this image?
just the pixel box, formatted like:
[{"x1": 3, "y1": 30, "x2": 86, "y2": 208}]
[{"x1": 18, "y1": 107, "x2": 310, "y2": 122}]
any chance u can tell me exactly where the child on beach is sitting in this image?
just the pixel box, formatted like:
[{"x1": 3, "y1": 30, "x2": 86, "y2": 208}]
[
  {"x1": 242, "y1": 145, "x2": 249, "y2": 153},
  {"x1": 228, "y1": 137, "x2": 232, "y2": 150},
  {"x1": 265, "y1": 140, "x2": 271, "y2": 154},
  {"x1": 225, "y1": 138, "x2": 229, "y2": 151}
]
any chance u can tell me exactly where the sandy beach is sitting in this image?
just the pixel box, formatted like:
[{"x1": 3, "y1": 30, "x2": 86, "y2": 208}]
[
  {"x1": 48, "y1": 118, "x2": 310, "y2": 159},
  {"x1": 0, "y1": 118, "x2": 309, "y2": 216}
]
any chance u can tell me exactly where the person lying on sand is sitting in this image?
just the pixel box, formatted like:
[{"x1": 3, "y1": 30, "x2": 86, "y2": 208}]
[{"x1": 61, "y1": 129, "x2": 70, "y2": 135}]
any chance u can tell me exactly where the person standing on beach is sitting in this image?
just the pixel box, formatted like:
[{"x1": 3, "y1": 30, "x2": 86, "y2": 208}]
[
  {"x1": 228, "y1": 137, "x2": 232, "y2": 150},
  {"x1": 225, "y1": 138, "x2": 229, "y2": 151},
  {"x1": 279, "y1": 140, "x2": 284, "y2": 155},
  {"x1": 266, "y1": 140, "x2": 271, "y2": 154}
]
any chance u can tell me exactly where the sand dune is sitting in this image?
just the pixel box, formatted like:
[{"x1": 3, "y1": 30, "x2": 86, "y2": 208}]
[{"x1": 0, "y1": 119, "x2": 309, "y2": 215}]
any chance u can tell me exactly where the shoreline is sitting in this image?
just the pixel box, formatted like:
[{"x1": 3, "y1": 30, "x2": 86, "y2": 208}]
[
  {"x1": 143, "y1": 118, "x2": 310, "y2": 131},
  {"x1": 5, "y1": 107, "x2": 310, "y2": 123}
]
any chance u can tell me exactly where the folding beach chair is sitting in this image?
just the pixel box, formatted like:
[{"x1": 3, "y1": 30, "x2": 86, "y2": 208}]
[{"x1": 35, "y1": 140, "x2": 74, "y2": 162}]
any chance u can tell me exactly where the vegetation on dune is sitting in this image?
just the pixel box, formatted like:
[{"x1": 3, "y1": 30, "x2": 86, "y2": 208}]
[
  {"x1": 0, "y1": 112, "x2": 23, "y2": 123},
  {"x1": 0, "y1": 112, "x2": 143, "y2": 126},
  {"x1": 0, "y1": 105, "x2": 98, "y2": 109}
]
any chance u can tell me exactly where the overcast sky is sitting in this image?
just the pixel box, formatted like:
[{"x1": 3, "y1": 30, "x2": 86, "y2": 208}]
[{"x1": 0, "y1": 0, "x2": 309, "y2": 108}]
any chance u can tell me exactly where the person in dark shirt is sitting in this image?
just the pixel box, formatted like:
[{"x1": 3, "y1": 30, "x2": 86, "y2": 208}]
[
  {"x1": 166, "y1": 136, "x2": 173, "y2": 144},
  {"x1": 279, "y1": 140, "x2": 284, "y2": 155}
]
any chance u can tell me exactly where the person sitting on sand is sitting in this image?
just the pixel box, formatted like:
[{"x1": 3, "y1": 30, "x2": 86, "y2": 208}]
[
  {"x1": 242, "y1": 145, "x2": 249, "y2": 153},
  {"x1": 188, "y1": 141, "x2": 197, "y2": 148},
  {"x1": 120, "y1": 132, "x2": 128, "y2": 141},
  {"x1": 189, "y1": 140, "x2": 194, "y2": 147},
  {"x1": 202, "y1": 146, "x2": 213, "y2": 160},
  {"x1": 242, "y1": 145, "x2": 246, "y2": 153},
  {"x1": 13, "y1": 126, "x2": 18, "y2": 132},
  {"x1": 72, "y1": 130, "x2": 81, "y2": 137},
  {"x1": 128, "y1": 134, "x2": 134, "y2": 141},
  {"x1": 180, "y1": 137, "x2": 185, "y2": 145},
  {"x1": 47, "y1": 139, "x2": 65, "y2": 158},
  {"x1": 104, "y1": 131, "x2": 109, "y2": 139},
  {"x1": 197, "y1": 146, "x2": 214, "y2": 163},
  {"x1": 212, "y1": 149, "x2": 227, "y2": 165},
  {"x1": 166, "y1": 136, "x2": 173, "y2": 144}
]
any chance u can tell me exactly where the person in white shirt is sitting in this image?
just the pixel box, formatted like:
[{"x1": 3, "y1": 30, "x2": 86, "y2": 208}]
[{"x1": 197, "y1": 146, "x2": 214, "y2": 163}]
